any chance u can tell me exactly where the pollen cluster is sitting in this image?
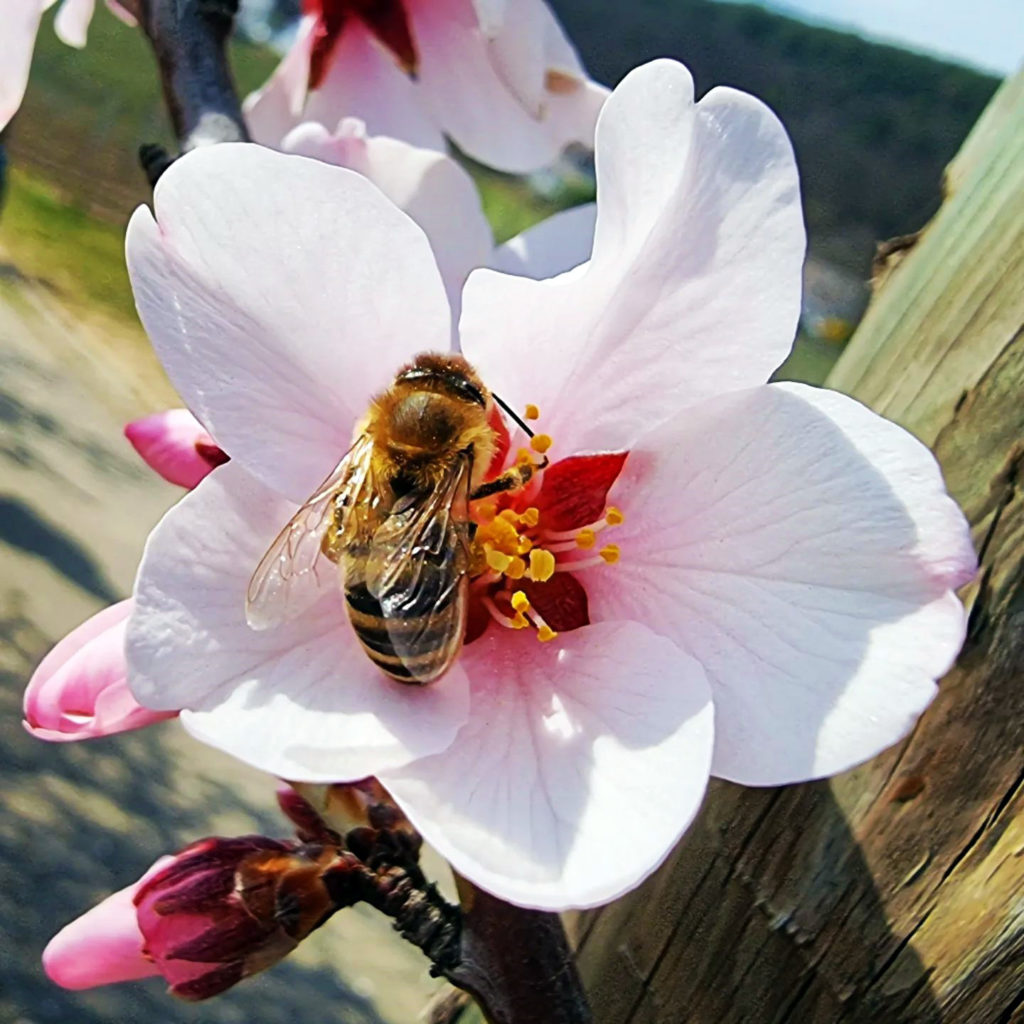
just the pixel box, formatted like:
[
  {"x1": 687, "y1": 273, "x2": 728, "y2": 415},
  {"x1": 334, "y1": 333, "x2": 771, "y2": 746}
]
[{"x1": 470, "y1": 408, "x2": 624, "y2": 643}]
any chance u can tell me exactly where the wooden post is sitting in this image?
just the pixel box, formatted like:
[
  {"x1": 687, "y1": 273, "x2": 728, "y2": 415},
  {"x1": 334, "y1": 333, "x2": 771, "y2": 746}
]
[{"x1": 574, "y1": 69, "x2": 1024, "y2": 1024}]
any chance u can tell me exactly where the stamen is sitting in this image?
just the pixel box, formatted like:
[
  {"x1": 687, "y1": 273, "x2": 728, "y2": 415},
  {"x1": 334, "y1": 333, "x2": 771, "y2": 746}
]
[
  {"x1": 537, "y1": 625, "x2": 558, "y2": 643},
  {"x1": 605, "y1": 507, "x2": 625, "y2": 526},
  {"x1": 524, "y1": 404, "x2": 540, "y2": 421},
  {"x1": 485, "y1": 548, "x2": 512, "y2": 573},
  {"x1": 505, "y1": 556, "x2": 527, "y2": 580},
  {"x1": 520, "y1": 507, "x2": 540, "y2": 528},
  {"x1": 576, "y1": 528, "x2": 596, "y2": 549},
  {"x1": 510, "y1": 591, "x2": 530, "y2": 613},
  {"x1": 475, "y1": 501, "x2": 497, "y2": 521},
  {"x1": 528, "y1": 548, "x2": 556, "y2": 582},
  {"x1": 599, "y1": 544, "x2": 620, "y2": 564},
  {"x1": 530, "y1": 434, "x2": 552, "y2": 455},
  {"x1": 482, "y1": 595, "x2": 519, "y2": 629}
]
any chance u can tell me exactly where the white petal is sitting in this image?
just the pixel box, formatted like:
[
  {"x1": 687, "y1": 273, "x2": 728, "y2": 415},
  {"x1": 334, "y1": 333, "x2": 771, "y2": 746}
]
[
  {"x1": 243, "y1": 16, "x2": 316, "y2": 146},
  {"x1": 127, "y1": 462, "x2": 470, "y2": 781},
  {"x1": 382, "y1": 621, "x2": 713, "y2": 910},
  {"x1": 461, "y1": 59, "x2": 804, "y2": 455},
  {"x1": 302, "y1": 22, "x2": 445, "y2": 153},
  {"x1": 0, "y1": 0, "x2": 45, "y2": 131},
  {"x1": 588, "y1": 383, "x2": 976, "y2": 785},
  {"x1": 490, "y1": 202, "x2": 596, "y2": 280},
  {"x1": 410, "y1": 0, "x2": 607, "y2": 174},
  {"x1": 54, "y1": 0, "x2": 95, "y2": 47},
  {"x1": 126, "y1": 143, "x2": 451, "y2": 504},
  {"x1": 282, "y1": 119, "x2": 492, "y2": 320}
]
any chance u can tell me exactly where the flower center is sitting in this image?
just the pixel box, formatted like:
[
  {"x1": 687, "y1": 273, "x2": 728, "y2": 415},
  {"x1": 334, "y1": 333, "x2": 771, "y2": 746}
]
[{"x1": 467, "y1": 406, "x2": 627, "y2": 645}]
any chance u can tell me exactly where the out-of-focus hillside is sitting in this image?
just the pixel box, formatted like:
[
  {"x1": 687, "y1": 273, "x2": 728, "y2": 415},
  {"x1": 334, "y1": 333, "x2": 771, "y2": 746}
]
[{"x1": 551, "y1": 0, "x2": 1000, "y2": 273}]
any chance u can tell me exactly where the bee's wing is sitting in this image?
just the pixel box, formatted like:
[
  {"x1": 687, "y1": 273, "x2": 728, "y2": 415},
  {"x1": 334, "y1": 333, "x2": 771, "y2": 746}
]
[
  {"x1": 245, "y1": 435, "x2": 375, "y2": 630},
  {"x1": 366, "y1": 456, "x2": 473, "y2": 683}
]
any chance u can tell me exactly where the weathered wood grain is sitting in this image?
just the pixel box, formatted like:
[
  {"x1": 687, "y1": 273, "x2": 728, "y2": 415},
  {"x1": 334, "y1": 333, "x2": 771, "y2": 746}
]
[{"x1": 576, "y1": 69, "x2": 1024, "y2": 1024}]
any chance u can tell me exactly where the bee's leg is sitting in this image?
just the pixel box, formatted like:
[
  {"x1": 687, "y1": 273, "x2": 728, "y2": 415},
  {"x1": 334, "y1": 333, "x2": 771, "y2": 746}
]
[
  {"x1": 320, "y1": 502, "x2": 345, "y2": 563},
  {"x1": 470, "y1": 457, "x2": 548, "y2": 501}
]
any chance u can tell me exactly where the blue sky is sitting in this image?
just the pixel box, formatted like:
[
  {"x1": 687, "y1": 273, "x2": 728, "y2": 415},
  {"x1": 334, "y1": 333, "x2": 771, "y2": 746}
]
[{"x1": 752, "y1": 0, "x2": 1022, "y2": 75}]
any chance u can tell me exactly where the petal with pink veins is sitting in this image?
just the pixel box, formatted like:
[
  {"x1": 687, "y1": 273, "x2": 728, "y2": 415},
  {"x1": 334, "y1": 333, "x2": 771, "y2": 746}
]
[
  {"x1": 126, "y1": 143, "x2": 450, "y2": 504},
  {"x1": 490, "y1": 203, "x2": 596, "y2": 281},
  {"x1": 381, "y1": 620, "x2": 713, "y2": 910},
  {"x1": 43, "y1": 857, "x2": 174, "y2": 990},
  {"x1": 125, "y1": 408, "x2": 226, "y2": 489},
  {"x1": 461, "y1": 59, "x2": 804, "y2": 455},
  {"x1": 24, "y1": 600, "x2": 177, "y2": 741},
  {"x1": 54, "y1": 0, "x2": 96, "y2": 47},
  {"x1": 282, "y1": 118, "x2": 492, "y2": 320},
  {"x1": 409, "y1": 0, "x2": 607, "y2": 174},
  {"x1": 127, "y1": 461, "x2": 470, "y2": 782},
  {"x1": 0, "y1": 0, "x2": 46, "y2": 131},
  {"x1": 587, "y1": 382, "x2": 976, "y2": 786}
]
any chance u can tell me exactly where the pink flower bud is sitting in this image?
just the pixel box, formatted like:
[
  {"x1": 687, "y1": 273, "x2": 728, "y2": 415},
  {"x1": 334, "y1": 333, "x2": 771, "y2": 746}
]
[
  {"x1": 124, "y1": 409, "x2": 228, "y2": 489},
  {"x1": 23, "y1": 601, "x2": 177, "y2": 742},
  {"x1": 43, "y1": 857, "x2": 172, "y2": 989}
]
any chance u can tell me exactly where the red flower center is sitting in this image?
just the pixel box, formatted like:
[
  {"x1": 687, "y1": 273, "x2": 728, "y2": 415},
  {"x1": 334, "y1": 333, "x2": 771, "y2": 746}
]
[{"x1": 466, "y1": 406, "x2": 628, "y2": 645}]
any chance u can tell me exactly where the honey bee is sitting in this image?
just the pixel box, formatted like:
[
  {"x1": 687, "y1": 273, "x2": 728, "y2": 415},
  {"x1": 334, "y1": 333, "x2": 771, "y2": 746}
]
[{"x1": 246, "y1": 353, "x2": 539, "y2": 684}]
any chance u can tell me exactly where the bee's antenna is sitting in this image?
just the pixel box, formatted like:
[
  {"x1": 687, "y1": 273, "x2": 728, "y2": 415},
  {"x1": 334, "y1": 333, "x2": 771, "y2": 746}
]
[{"x1": 492, "y1": 393, "x2": 535, "y2": 437}]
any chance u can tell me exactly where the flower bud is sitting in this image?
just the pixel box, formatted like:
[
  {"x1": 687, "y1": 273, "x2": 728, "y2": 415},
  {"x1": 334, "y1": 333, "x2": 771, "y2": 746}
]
[
  {"x1": 134, "y1": 837, "x2": 365, "y2": 1000},
  {"x1": 23, "y1": 601, "x2": 177, "y2": 742},
  {"x1": 124, "y1": 409, "x2": 228, "y2": 489}
]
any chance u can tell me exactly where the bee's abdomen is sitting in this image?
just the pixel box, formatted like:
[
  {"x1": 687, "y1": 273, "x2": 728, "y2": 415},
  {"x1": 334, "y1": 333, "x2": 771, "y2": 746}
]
[{"x1": 345, "y1": 573, "x2": 466, "y2": 684}]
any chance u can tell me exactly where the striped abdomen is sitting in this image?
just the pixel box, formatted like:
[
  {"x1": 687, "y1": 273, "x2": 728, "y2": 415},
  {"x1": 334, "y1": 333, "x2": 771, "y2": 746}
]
[{"x1": 344, "y1": 554, "x2": 468, "y2": 685}]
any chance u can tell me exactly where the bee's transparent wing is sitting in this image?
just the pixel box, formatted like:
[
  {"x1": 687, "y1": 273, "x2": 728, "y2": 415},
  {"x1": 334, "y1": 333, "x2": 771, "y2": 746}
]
[
  {"x1": 245, "y1": 435, "x2": 374, "y2": 630},
  {"x1": 366, "y1": 457, "x2": 473, "y2": 682}
]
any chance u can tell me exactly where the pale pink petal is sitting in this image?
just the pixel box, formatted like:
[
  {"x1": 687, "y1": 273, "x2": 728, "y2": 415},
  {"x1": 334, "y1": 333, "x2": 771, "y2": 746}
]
[
  {"x1": 587, "y1": 383, "x2": 976, "y2": 786},
  {"x1": 54, "y1": 0, "x2": 96, "y2": 47},
  {"x1": 43, "y1": 857, "x2": 173, "y2": 989},
  {"x1": 126, "y1": 143, "x2": 450, "y2": 505},
  {"x1": 24, "y1": 600, "x2": 176, "y2": 741},
  {"x1": 282, "y1": 119, "x2": 492, "y2": 318},
  {"x1": 299, "y1": 21, "x2": 444, "y2": 153},
  {"x1": 0, "y1": 0, "x2": 45, "y2": 131},
  {"x1": 125, "y1": 408, "x2": 224, "y2": 489},
  {"x1": 127, "y1": 462, "x2": 470, "y2": 782},
  {"x1": 381, "y1": 621, "x2": 713, "y2": 910},
  {"x1": 490, "y1": 203, "x2": 595, "y2": 280},
  {"x1": 470, "y1": 0, "x2": 505, "y2": 35},
  {"x1": 410, "y1": 0, "x2": 607, "y2": 173},
  {"x1": 243, "y1": 16, "x2": 316, "y2": 146},
  {"x1": 104, "y1": 0, "x2": 136, "y2": 26},
  {"x1": 461, "y1": 59, "x2": 804, "y2": 456}
]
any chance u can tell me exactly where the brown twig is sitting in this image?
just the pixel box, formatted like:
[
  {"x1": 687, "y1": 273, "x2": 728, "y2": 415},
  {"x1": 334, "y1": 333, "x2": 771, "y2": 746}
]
[{"x1": 129, "y1": 0, "x2": 250, "y2": 185}]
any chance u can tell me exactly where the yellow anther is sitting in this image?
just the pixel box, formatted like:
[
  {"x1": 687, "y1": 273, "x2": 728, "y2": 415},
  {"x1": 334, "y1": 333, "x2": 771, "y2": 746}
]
[
  {"x1": 516, "y1": 535, "x2": 534, "y2": 555},
  {"x1": 475, "y1": 501, "x2": 497, "y2": 521},
  {"x1": 486, "y1": 516, "x2": 520, "y2": 549},
  {"x1": 516, "y1": 447, "x2": 534, "y2": 466},
  {"x1": 605, "y1": 506, "x2": 625, "y2": 526},
  {"x1": 510, "y1": 591, "x2": 530, "y2": 613},
  {"x1": 506, "y1": 556, "x2": 527, "y2": 580},
  {"x1": 599, "y1": 543, "x2": 621, "y2": 564},
  {"x1": 530, "y1": 433, "x2": 553, "y2": 454},
  {"x1": 511, "y1": 612, "x2": 530, "y2": 629},
  {"x1": 529, "y1": 548, "x2": 556, "y2": 582},
  {"x1": 486, "y1": 548, "x2": 512, "y2": 573},
  {"x1": 576, "y1": 528, "x2": 596, "y2": 550},
  {"x1": 498, "y1": 508, "x2": 519, "y2": 522},
  {"x1": 524, "y1": 403, "x2": 540, "y2": 421},
  {"x1": 521, "y1": 507, "x2": 540, "y2": 528},
  {"x1": 537, "y1": 625, "x2": 558, "y2": 643}
]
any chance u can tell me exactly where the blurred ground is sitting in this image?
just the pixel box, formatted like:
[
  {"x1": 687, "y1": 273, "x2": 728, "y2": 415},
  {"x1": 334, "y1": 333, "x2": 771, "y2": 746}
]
[{"x1": 0, "y1": 260, "x2": 446, "y2": 1023}]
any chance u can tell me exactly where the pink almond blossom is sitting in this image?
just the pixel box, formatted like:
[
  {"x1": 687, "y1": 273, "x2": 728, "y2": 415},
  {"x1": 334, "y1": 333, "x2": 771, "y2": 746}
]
[
  {"x1": 23, "y1": 600, "x2": 176, "y2": 741},
  {"x1": 244, "y1": 0, "x2": 608, "y2": 173},
  {"x1": 125, "y1": 407, "x2": 228, "y2": 489},
  {"x1": 123, "y1": 60, "x2": 975, "y2": 910},
  {"x1": 1, "y1": 0, "x2": 133, "y2": 131},
  {"x1": 280, "y1": 116, "x2": 596, "y2": 317}
]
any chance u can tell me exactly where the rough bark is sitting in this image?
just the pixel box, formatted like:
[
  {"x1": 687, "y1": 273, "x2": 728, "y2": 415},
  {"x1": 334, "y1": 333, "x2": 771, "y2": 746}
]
[{"x1": 575, "y1": 70, "x2": 1024, "y2": 1024}]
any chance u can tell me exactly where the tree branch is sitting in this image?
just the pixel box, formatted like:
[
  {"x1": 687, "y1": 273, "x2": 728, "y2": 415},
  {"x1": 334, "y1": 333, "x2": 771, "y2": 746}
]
[{"x1": 131, "y1": 0, "x2": 250, "y2": 185}]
